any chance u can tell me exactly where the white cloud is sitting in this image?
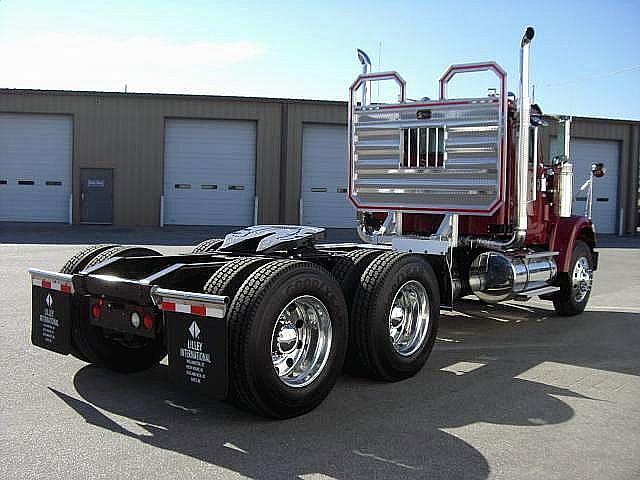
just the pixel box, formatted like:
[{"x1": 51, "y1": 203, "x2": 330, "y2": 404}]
[{"x1": 0, "y1": 32, "x2": 265, "y2": 94}]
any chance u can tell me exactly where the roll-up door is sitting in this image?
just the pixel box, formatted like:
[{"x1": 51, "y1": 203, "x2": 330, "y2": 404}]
[
  {"x1": 0, "y1": 114, "x2": 72, "y2": 222},
  {"x1": 163, "y1": 119, "x2": 256, "y2": 226},
  {"x1": 301, "y1": 124, "x2": 354, "y2": 228}
]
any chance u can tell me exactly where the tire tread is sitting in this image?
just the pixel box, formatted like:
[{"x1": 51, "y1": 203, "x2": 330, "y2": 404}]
[
  {"x1": 351, "y1": 251, "x2": 406, "y2": 377},
  {"x1": 192, "y1": 238, "x2": 224, "y2": 254}
]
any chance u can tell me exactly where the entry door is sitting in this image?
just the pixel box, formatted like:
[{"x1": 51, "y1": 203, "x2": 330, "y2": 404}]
[{"x1": 80, "y1": 168, "x2": 113, "y2": 224}]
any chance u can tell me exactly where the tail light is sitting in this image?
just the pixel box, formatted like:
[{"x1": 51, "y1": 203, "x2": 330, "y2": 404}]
[
  {"x1": 143, "y1": 313, "x2": 154, "y2": 330},
  {"x1": 90, "y1": 304, "x2": 101, "y2": 319}
]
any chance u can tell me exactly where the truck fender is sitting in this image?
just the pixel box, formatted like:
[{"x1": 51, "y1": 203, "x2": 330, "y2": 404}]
[{"x1": 549, "y1": 216, "x2": 596, "y2": 272}]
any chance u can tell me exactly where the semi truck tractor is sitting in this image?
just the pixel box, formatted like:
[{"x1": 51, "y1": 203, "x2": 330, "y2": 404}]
[{"x1": 30, "y1": 27, "x2": 598, "y2": 418}]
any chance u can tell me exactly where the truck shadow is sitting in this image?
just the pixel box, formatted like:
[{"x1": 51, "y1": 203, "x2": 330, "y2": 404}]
[{"x1": 52, "y1": 300, "x2": 637, "y2": 480}]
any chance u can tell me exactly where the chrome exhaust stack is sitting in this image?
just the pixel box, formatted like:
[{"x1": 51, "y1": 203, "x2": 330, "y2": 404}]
[
  {"x1": 464, "y1": 26, "x2": 534, "y2": 251},
  {"x1": 354, "y1": 48, "x2": 399, "y2": 245},
  {"x1": 356, "y1": 48, "x2": 371, "y2": 106}
]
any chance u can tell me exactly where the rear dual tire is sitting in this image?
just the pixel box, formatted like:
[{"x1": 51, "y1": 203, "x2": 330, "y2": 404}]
[
  {"x1": 218, "y1": 260, "x2": 348, "y2": 418},
  {"x1": 192, "y1": 238, "x2": 224, "y2": 253},
  {"x1": 60, "y1": 245, "x2": 167, "y2": 372},
  {"x1": 60, "y1": 244, "x2": 119, "y2": 362},
  {"x1": 349, "y1": 252, "x2": 440, "y2": 381}
]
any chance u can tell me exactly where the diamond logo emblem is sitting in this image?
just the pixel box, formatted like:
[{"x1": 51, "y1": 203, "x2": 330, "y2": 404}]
[
  {"x1": 45, "y1": 293, "x2": 54, "y2": 309},
  {"x1": 189, "y1": 321, "x2": 200, "y2": 339}
]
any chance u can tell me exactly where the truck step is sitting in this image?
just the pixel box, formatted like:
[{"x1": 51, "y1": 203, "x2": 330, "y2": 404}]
[{"x1": 513, "y1": 285, "x2": 560, "y2": 301}]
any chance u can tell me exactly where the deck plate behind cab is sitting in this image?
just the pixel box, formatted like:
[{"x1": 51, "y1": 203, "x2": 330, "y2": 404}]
[{"x1": 219, "y1": 225, "x2": 326, "y2": 253}]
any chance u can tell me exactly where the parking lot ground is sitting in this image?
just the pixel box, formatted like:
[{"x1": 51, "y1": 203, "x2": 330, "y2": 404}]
[{"x1": 1, "y1": 226, "x2": 639, "y2": 479}]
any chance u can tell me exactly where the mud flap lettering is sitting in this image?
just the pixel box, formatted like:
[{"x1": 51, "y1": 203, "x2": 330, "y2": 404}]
[
  {"x1": 31, "y1": 286, "x2": 72, "y2": 354},
  {"x1": 166, "y1": 312, "x2": 228, "y2": 399}
]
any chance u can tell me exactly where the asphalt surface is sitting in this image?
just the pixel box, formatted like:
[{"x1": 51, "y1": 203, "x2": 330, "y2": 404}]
[{"x1": 1, "y1": 225, "x2": 639, "y2": 479}]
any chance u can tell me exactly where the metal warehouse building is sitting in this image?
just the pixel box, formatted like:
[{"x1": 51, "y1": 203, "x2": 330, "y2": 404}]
[{"x1": 0, "y1": 89, "x2": 639, "y2": 234}]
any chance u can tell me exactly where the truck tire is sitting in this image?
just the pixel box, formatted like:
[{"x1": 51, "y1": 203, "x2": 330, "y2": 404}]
[
  {"x1": 73, "y1": 246, "x2": 167, "y2": 372},
  {"x1": 226, "y1": 260, "x2": 348, "y2": 418},
  {"x1": 192, "y1": 238, "x2": 224, "y2": 253},
  {"x1": 203, "y1": 257, "x2": 271, "y2": 297},
  {"x1": 60, "y1": 244, "x2": 120, "y2": 275},
  {"x1": 330, "y1": 249, "x2": 383, "y2": 306},
  {"x1": 552, "y1": 240, "x2": 594, "y2": 316},
  {"x1": 351, "y1": 252, "x2": 439, "y2": 381},
  {"x1": 330, "y1": 249, "x2": 384, "y2": 371},
  {"x1": 81, "y1": 245, "x2": 159, "y2": 270},
  {"x1": 59, "y1": 244, "x2": 120, "y2": 361}
]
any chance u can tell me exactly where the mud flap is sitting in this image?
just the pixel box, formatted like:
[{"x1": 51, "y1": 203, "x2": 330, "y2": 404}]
[
  {"x1": 166, "y1": 312, "x2": 228, "y2": 400},
  {"x1": 31, "y1": 286, "x2": 72, "y2": 354}
]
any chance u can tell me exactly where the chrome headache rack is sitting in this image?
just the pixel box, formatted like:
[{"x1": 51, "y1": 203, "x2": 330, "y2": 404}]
[{"x1": 348, "y1": 63, "x2": 508, "y2": 215}]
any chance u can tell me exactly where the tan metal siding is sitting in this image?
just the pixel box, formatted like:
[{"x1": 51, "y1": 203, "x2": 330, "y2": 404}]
[
  {"x1": 0, "y1": 92, "x2": 284, "y2": 226},
  {"x1": 2, "y1": 89, "x2": 637, "y2": 232}
]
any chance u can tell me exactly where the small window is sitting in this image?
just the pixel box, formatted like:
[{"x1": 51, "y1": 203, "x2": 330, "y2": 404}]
[
  {"x1": 46, "y1": 181, "x2": 63, "y2": 186},
  {"x1": 403, "y1": 127, "x2": 445, "y2": 168},
  {"x1": 200, "y1": 184, "x2": 217, "y2": 190},
  {"x1": 228, "y1": 185, "x2": 245, "y2": 191},
  {"x1": 18, "y1": 180, "x2": 35, "y2": 185},
  {"x1": 0, "y1": 180, "x2": 7, "y2": 185},
  {"x1": 311, "y1": 187, "x2": 327, "y2": 193},
  {"x1": 174, "y1": 184, "x2": 192, "y2": 189}
]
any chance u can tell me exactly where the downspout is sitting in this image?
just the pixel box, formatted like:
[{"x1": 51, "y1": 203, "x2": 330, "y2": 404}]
[{"x1": 464, "y1": 26, "x2": 535, "y2": 251}]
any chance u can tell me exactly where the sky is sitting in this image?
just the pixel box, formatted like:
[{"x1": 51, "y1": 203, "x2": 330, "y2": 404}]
[{"x1": 0, "y1": 0, "x2": 638, "y2": 120}]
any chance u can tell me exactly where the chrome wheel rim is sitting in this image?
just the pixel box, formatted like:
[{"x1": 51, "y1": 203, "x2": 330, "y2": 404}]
[
  {"x1": 271, "y1": 295, "x2": 332, "y2": 388},
  {"x1": 388, "y1": 280, "x2": 430, "y2": 356},
  {"x1": 572, "y1": 256, "x2": 592, "y2": 303}
]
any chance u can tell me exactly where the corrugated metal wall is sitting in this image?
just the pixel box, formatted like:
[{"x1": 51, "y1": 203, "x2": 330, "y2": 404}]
[
  {"x1": 0, "y1": 90, "x2": 638, "y2": 232},
  {"x1": 0, "y1": 90, "x2": 314, "y2": 226}
]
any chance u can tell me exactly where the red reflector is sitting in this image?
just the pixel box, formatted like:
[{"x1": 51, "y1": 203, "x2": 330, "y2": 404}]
[
  {"x1": 41, "y1": 280, "x2": 51, "y2": 289},
  {"x1": 98, "y1": 298, "x2": 104, "y2": 305},
  {"x1": 190, "y1": 305, "x2": 206, "y2": 316},
  {"x1": 90, "y1": 304, "x2": 101, "y2": 319},
  {"x1": 143, "y1": 313, "x2": 154, "y2": 330},
  {"x1": 60, "y1": 284, "x2": 71, "y2": 294},
  {"x1": 161, "y1": 301, "x2": 176, "y2": 312}
]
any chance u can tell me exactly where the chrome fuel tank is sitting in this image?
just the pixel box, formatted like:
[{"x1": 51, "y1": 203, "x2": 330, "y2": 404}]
[{"x1": 469, "y1": 251, "x2": 557, "y2": 303}]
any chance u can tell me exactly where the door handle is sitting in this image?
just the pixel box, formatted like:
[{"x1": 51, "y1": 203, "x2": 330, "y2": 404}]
[{"x1": 81, "y1": 192, "x2": 85, "y2": 201}]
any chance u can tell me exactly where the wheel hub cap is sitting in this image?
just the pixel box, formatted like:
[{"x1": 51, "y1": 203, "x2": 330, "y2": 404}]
[
  {"x1": 271, "y1": 295, "x2": 332, "y2": 388},
  {"x1": 572, "y1": 256, "x2": 593, "y2": 303},
  {"x1": 276, "y1": 324, "x2": 298, "y2": 354},
  {"x1": 388, "y1": 280, "x2": 430, "y2": 357}
]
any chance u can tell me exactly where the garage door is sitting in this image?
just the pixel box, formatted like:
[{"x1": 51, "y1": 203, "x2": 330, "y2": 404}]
[
  {"x1": 301, "y1": 124, "x2": 355, "y2": 228},
  {"x1": 0, "y1": 114, "x2": 72, "y2": 222},
  {"x1": 163, "y1": 119, "x2": 256, "y2": 226},
  {"x1": 552, "y1": 138, "x2": 619, "y2": 233}
]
